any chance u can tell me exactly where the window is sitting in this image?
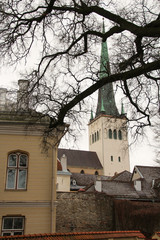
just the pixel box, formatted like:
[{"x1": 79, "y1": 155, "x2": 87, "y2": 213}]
[
  {"x1": 97, "y1": 131, "x2": 99, "y2": 141},
  {"x1": 113, "y1": 129, "x2": 117, "y2": 139},
  {"x1": 109, "y1": 129, "x2": 112, "y2": 139},
  {"x1": 2, "y1": 217, "x2": 24, "y2": 236},
  {"x1": 118, "y1": 156, "x2": 121, "y2": 162},
  {"x1": 92, "y1": 134, "x2": 94, "y2": 143},
  {"x1": 111, "y1": 156, "x2": 113, "y2": 161},
  {"x1": 95, "y1": 171, "x2": 99, "y2": 175},
  {"x1": 6, "y1": 152, "x2": 28, "y2": 190},
  {"x1": 94, "y1": 132, "x2": 97, "y2": 142},
  {"x1": 80, "y1": 170, "x2": 85, "y2": 174},
  {"x1": 118, "y1": 130, "x2": 122, "y2": 140}
]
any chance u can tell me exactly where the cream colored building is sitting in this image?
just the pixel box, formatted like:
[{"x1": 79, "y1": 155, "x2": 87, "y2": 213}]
[
  {"x1": 88, "y1": 22, "x2": 130, "y2": 176},
  {"x1": 0, "y1": 80, "x2": 66, "y2": 236},
  {"x1": 89, "y1": 115, "x2": 130, "y2": 176}
]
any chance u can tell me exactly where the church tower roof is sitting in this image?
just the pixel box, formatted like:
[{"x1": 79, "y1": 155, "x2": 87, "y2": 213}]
[{"x1": 96, "y1": 21, "x2": 119, "y2": 117}]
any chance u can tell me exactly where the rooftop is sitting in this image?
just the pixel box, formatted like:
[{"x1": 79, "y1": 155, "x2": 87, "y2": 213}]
[
  {"x1": 58, "y1": 149, "x2": 103, "y2": 169},
  {"x1": 0, "y1": 231, "x2": 146, "y2": 240}
]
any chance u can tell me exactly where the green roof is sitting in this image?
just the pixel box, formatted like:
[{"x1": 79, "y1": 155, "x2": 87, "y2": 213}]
[{"x1": 96, "y1": 21, "x2": 119, "y2": 117}]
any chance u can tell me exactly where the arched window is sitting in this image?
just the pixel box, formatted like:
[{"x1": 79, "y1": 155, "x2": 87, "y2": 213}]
[
  {"x1": 92, "y1": 134, "x2": 94, "y2": 143},
  {"x1": 6, "y1": 152, "x2": 28, "y2": 190},
  {"x1": 95, "y1": 132, "x2": 97, "y2": 142},
  {"x1": 97, "y1": 131, "x2": 99, "y2": 141},
  {"x1": 80, "y1": 170, "x2": 85, "y2": 174},
  {"x1": 118, "y1": 130, "x2": 122, "y2": 140},
  {"x1": 113, "y1": 129, "x2": 117, "y2": 139},
  {"x1": 95, "y1": 171, "x2": 99, "y2": 175},
  {"x1": 109, "y1": 129, "x2": 112, "y2": 139}
]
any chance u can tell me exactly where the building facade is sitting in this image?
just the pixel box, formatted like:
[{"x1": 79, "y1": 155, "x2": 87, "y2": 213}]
[
  {"x1": 88, "y1": 23, "x2": 130, "y2": 176},
  {"x1": 0, "y1": 80, "x2": 66, "y2": 236}
]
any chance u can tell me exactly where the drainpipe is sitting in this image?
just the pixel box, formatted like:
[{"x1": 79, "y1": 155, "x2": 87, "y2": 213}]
[
  {"x1": 101, "y1": 119, "x2": 105, "y2": 174},
  {"x1": 50, "y1": 125, "x2": 69, "y2": 233},
  {"x1": 51, "y1": 145, "x2": 58, "y2": 233}
]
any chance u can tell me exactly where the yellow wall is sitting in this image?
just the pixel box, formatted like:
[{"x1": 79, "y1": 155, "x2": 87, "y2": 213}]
[
  {"x1": 67, "y1": 166, "x2": 103, "y2": 175},
  {"x1": 0, "y1": 132, "x2": 57, "y2": 235},
  {"x1": 0, "y1": 205, "x2": 51, "y2": 234},
  {"x1": 0, "y1": 134, "x2": 52, "y2": 201}
]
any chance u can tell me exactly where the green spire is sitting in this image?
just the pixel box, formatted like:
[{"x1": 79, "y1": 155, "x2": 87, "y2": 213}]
[
  {"x1": 101, "y1": 98, "x2": 105, "y2": 112},
  {"x1": 99, "y1": 20, "x2": 110, "y2": 79},
  {"x1": 96, "y1": 21, "x2": 119, "y2": 117},
  {"x1": 90, "y1": 109, "x2": 94, "y2": 121}
]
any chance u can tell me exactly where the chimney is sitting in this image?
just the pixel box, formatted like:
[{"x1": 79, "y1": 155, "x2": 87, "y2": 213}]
[
  {"x1": 95, "y1": 179, "x2": 102, "y2": 192},
  {"x1": 61, "y1": 154, "x2": 67, "y2": 172},
  {"x1": 0, "y1": 88, "x2": 7, "y2": 110},
  {"x1": 17, "y1": 80, "x2": 29, "y2": 111}
]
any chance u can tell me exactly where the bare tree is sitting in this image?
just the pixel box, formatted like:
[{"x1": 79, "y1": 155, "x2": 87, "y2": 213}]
[{"x1": 0, "y1": 0, "x2": 159, "y2": 135}]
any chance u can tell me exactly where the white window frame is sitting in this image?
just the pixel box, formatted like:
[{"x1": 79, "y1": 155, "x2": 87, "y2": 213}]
[
  {"x1": 6, "y1": 152, "x2": 28, "y2": 190},
  {"x1": 2, "y1": 216, "x2": 24, "y2": 236}
]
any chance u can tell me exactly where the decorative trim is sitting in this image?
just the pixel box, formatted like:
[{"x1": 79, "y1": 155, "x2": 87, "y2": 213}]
[{"x1": 0, "y1": 201, "x2": 51, "y2": 208}]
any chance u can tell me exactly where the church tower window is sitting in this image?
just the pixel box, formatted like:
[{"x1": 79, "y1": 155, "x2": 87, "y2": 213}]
[
  {"x1": 109, "y1": 129, "x2": 112, "y2": 139},
  {"x1": 113, "y1": 129, "x2": 117, "y2": 139},
  {"x1": 92, "y1": 134, "x2": 94, "y2": 143},
  {"x1": 118, "y1": 130, "x2": 122, "y2": 140},
  {"x1": 97, "y1": 131, "x2": 99, "y2": 141},
  {"x1": 95, "y1": 132, "x2": 97, "y2": 142}
]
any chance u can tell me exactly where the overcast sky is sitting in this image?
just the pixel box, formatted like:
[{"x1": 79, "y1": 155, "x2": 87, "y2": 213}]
[{"x1": 0, "y1": 0, "x2": 159, "y2": 172}]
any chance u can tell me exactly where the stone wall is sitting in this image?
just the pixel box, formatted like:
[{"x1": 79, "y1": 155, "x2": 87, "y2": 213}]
[{"x1": 56, "y1": 192, "x2": 114, "y2": 232}]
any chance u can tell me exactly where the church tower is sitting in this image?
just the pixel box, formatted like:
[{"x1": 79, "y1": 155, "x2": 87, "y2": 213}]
[{"x1": 88, "y1": 22, "x2": 130, "y2": 176}]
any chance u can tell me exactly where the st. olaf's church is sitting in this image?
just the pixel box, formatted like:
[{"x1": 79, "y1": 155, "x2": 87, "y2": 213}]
[{"x1": 58, "y1": 23, "x2": 130, "y2": 178}]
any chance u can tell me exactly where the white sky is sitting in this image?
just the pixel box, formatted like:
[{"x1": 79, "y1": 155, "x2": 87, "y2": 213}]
[
  {"x1": 0, "y1": 0, "x2": 159, "y2": 172},
  {"x1": 0, "y1": 51, "x2": 159, "y2": 173}
]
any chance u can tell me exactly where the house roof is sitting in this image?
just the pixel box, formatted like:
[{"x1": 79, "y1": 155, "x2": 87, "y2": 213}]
[
  {"x1": 87, "y1": 178, "x2": 159, "y2": 200},
  {"x1": 111, "y1": 170, "x2": 132, "y2": 182},
  {"x1": 58, "y1": 149, "x2": 103, "y2": 169},
  {"x1": 100, "y1": 180, "x2": 140, "y2": 199},
  {"x1": 71, "y1": 173, "x2": 97, "y2": 186},
  {"x1": 0, "y1": 230, "x2": 146, "y2": 240},
  {"x1": 133, "y1": 166, "x2": 160, "y2": 183},
  {"x1": 71, "y1": 173, "x2": 111, "y2": 187}
]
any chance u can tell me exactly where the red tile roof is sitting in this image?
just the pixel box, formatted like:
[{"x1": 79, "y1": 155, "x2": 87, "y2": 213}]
[
  {"x1": 0, "y1": 231, "x2": 146, "y2": 240},
  {"x1": 154, "y1": 232, "x2": 160, "y2": 236}
]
